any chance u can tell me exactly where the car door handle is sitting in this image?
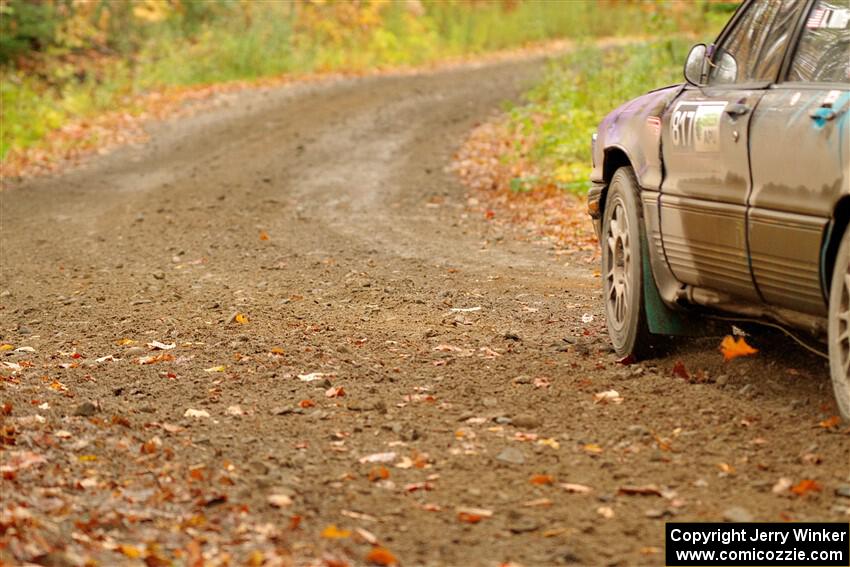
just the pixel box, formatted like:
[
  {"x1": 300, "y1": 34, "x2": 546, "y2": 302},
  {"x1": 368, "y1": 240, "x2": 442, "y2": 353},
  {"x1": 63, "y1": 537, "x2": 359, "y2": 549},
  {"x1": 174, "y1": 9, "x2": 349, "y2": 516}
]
[{"x1": 725, "y1": 103, "x2": 750, "y2": 117}]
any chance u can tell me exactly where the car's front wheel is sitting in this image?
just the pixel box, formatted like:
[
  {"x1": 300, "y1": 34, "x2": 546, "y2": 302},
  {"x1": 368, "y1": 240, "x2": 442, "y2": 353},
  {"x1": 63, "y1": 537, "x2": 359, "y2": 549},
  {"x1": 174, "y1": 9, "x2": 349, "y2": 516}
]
[
  {"x1": 827, "y1": 228, "x2": 850, "y2": 420},
  {"x1": 601, "y1": 166, "x2": 654, "y2": 359}
]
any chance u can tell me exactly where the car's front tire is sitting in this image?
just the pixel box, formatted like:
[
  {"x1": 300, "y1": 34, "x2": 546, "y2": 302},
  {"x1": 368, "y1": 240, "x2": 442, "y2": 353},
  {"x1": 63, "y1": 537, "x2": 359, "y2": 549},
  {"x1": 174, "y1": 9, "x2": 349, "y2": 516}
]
[
  {"x1": 827, "y1": 228, "x2": 850, "y2": 420},
  {"x1": 601, "y1": 166, "x2": 654, "y2": 359}
]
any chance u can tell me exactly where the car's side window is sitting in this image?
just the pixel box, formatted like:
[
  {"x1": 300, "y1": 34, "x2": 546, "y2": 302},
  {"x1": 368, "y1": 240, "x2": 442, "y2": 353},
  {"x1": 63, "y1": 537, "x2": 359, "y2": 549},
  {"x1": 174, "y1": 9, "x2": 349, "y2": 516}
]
[
  {"x1": 788, "y1": 0, "x2": 850, "y2": 83},
  {"x1": 710, "y1": 0, "x2": 801, "y2": 85}
]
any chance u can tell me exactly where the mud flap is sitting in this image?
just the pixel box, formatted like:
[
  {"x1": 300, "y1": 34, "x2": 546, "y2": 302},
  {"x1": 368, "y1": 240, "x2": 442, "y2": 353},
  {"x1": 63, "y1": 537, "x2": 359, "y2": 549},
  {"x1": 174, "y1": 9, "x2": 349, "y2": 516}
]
[{"x1": 640, "y1": 229, "x2": 713, "y2": 337}]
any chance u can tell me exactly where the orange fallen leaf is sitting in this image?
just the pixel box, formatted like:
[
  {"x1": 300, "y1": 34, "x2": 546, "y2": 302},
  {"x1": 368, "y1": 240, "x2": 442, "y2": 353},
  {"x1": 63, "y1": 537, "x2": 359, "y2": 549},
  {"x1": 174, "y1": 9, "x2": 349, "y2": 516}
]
[
  {"x1": 289, "y1": 515, "x2": 302, "y2": 530},
  {"x1": 325, "y1": 386, "x2": 345, "y2": 398},
  {"x1": 790, "y1": 479, "x2": 822, "y2": 497},
  {"x1": 582, "y1": 443, "x2": 603, "y2": 454},
  {"x1": 368, "y1": 466, "x2": 390, "y2": 482},
  {"x1": 720, "y1": 335, "x2": 758, "y2": 361},
  {"x1": 259, "y1": 230, "x2": 270, "y2": 241},
  {"x1": 365, "y1": 547, "x2": 398, "y2": 566},
  {"x1": 234, "y1": 313, "x2": 249, "y2": 324},
  {"x1": 529, "y1": 474, "x2": 554, "y2": 485},
  {"x1": 671, "y1": 360, "x2": 690, "y2": 380},
  {"x1": 717, "y1": 462, "x2": 735, "y2": 475},
  {"x1": 299, "y1": 399, "x2": 316, "y2": 408},
  {"x1": 457, "y1": 507, "x2": 492, "y2": 523},
  {"x1": 321, "y1": 525, "x2": 351, "y2": 539},
  {"x1": 458, "y1": 512, "x2": 483, "y2": 523},
  {"x1": 819, "y1": 415, "x2": 841, "y2": 429},
  {"x1": 270, "y1": 347, "x2": 285, "y2": 355}
]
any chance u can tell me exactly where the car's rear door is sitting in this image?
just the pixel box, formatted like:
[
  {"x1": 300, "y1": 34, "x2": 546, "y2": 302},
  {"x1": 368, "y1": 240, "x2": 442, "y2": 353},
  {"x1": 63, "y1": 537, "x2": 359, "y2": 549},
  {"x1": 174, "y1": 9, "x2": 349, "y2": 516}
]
[
  {"x1": 748, "y1": 0, "x2": 850, "y2": 316},
  {"x1": 659, "y1": 0, "x2": 804, "y2": 302}
]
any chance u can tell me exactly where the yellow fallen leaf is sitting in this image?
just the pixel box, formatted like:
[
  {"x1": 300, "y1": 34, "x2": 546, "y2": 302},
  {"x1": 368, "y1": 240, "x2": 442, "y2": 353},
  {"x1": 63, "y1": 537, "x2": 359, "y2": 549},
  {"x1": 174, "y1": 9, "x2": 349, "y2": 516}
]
[
  {"x1": 720, "y1": 335, "x2": 758, "y2": 361},
  {"x1": 235, "y1": 313, "x2": 249, "y2": 324},
  {"x1": 204, "y1": 365, "x2": 226, "y2": 373},
  {"x1": 0, "y1": 344, "x2": 13, "y2": 351},
  {"x1": 270, "y1": 347, "x2": 285, "y2": 355},
  {"x1": 582, "y1": 443, "x2": 603, "y2": 454},
  {"x1": 717, "y1": 462, "x2": 735, "y2": 475},
  {"x1": 320, "y1": 524, "x2": 351, "y2": 539},
  {"x1": 537, "y1": 437, "x2": 560, "y2": 450},
  {"x1": 118, "y1": 544, "x2": 142, "y2": 559},
  {"x1": 78, "y1": 455, "x2": 98, "y2": 462},
  {"x1": 116, "y1": 338, "x2": 136, "y2": 346}
]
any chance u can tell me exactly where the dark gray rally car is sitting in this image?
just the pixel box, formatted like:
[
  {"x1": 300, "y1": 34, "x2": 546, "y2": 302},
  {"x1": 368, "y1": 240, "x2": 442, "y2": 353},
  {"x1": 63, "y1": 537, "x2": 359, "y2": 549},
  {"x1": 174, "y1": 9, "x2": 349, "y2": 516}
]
[{"x1": 587, "y1": 0, "x2": 850, "y2": 417}]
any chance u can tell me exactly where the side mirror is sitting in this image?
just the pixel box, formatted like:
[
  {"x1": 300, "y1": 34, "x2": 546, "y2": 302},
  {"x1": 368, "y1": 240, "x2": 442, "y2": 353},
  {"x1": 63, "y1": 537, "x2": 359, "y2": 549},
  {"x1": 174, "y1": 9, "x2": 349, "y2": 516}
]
[
  {"x1": 684, "y1": 43, "x2": 707, "y2": 86},
  {"x1": 711, "y1": 51, "x2": 738, "y2": 84}
]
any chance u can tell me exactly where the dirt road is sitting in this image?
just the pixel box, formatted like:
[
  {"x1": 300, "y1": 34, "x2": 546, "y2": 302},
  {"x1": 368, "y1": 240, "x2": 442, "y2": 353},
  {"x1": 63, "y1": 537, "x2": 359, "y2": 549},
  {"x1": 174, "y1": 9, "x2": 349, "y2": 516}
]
[{"x1": 1, "y1": 56, "x2": 848, "y2": 567}]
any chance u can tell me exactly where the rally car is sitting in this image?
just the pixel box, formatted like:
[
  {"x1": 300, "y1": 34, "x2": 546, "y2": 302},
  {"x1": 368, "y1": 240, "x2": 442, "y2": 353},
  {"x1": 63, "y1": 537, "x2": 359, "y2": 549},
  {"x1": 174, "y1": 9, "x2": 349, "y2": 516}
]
[{"x1": 587, "y1": 0, "x2": 850, "y2": 418}]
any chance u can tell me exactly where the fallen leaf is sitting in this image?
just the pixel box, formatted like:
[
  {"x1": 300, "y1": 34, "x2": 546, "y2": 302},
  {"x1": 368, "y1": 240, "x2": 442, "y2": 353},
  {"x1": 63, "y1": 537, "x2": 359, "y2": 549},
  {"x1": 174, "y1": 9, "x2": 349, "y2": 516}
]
[
  {"x1": 116, "y1": 338, "x2": 136, "y2": 346},
  {"x1": 184, "y1": 408, "x2": 210, "y2": 419},
  {"x1": 298, "y1": 372, "x2": 329, "y2": 382},
  {"x1": 671, "y1": 360, "x2": 690, "y2": 380},
  {"x1": 225, "y1": 405, "x2": 244, "y2": 416},
  {"x1": 368, "y1": 466, "x2": 390, "y2": 482},
  {"x1": 457, "y1": 507, "x2": 493, "y2": 523},
  {"x1": 790, "y1": 479, "x2": 822, "y2": 497},
  {"x1": 819, "y1": 415, "x2": 841, "y2": 429},
  {"x1": 717, "y1": 462, "x2": 735, "y2": 475},
  {"x1": 204, "y1": 365, "x2": 226, "y2": 373},
  {"x1": 147, "y1": 341, "x2": 175, "y2": 350},
  {"x1": 325, "y1": 386, "x2": 345, "y2": 398},
  {"x1": 593, "y1": 390, "x2": 622, "y2": 404},
  {"x1": 0, "y1": 344, "x2": 13, "y2": 351},
  {"x1": 582, "y1": 443, "x2": 603, "y2": 454},
  {"x1": 530, "y1": 474, "x2": 554, "y2": 485},
  {"x1": 268, "y1": 494, "x2": 293, "y2": 508},
  {"x1": 118, "y1": 544, "x2": 143, "y2": 559},
  {"x1": 299, "y1": 399, "x2": 316, "y2": 408},
  {"x1": 355, "y1": 527, "x2": 378, "y2": 545},
  {"x1": 772, "y1": 477, "x2": 793, "y2": 494},
  {"x1": 234, "y1": 313, "x2": 249, "y2": 324},
  {"x1": 321, "y1": 525, "x2": 352, "y2": 539},
  {"x1": 359, "y1": 452, "x2": 396, "y2": 464},
  {"x1": 560, "y1": 483, "x2": 592, "y2": 494},
  {"x1": 720, "y1": 335, "x2": 758, "y2": 361},
  {"x1": 617, "y1": 485, "x2": 662, "y2": 497},
  {"x1": 270, "y1": 347, "x2": 285, "y2": 355},
  {"x1": 138, "y1": 353, "x2": 174, "y2": 365},
  {"x1": 522, "y1": 498, "x2": 552, "y2": 508},
  {"x1": 597, "y1": 506, "x2": 615, "y2": 519},
  {"x1": 533, "y1": 377, "x2": 551, "y2": 389},
  {"x1": 365, "y1": 547, "x2": 398, "y2": 566},
  {"x1": 0, "y1": 450, "x2": 47, "y2": 473},
  {"x1": 259, "y1": 230, "x2": 270, "y2": 241}
]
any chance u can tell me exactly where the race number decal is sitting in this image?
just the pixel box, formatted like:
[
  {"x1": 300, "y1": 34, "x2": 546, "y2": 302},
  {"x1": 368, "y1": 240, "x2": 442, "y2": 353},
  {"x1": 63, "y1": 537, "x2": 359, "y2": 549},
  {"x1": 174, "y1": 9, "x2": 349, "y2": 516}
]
[{"x1": 670, "y1": 101, "x2": 725, "y2": 152}]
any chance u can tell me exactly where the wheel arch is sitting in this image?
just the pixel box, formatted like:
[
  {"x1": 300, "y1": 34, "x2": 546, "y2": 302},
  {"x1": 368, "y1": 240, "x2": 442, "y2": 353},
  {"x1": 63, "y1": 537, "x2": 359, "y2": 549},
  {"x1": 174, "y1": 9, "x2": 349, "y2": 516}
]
[
  {"x1": 822, "y1": 196, "x2": 850, "y2": 297},
  {"x1": 598, "y1": 146, "x2": 636, "y2": 218}
]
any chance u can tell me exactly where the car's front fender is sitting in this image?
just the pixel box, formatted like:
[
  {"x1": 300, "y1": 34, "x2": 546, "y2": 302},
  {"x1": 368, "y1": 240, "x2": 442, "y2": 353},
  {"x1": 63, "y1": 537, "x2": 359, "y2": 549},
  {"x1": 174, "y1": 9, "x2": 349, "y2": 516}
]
[{"x1": 590, "y1": 85, "x2": 683, "y2": 190}]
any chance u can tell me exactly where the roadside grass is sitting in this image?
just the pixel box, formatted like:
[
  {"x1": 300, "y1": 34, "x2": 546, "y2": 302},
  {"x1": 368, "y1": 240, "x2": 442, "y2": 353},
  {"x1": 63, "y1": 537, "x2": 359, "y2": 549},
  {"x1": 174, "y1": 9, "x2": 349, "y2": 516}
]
[
  {"x1": 503, "y1": 39, "x2": 691, "y2": 194},
  {"x1": 1, "y1": 0, "x2": 724, "y2": 169},
  {"x1": 451, "y1": 38, "x2": 715, "y2": 253}
]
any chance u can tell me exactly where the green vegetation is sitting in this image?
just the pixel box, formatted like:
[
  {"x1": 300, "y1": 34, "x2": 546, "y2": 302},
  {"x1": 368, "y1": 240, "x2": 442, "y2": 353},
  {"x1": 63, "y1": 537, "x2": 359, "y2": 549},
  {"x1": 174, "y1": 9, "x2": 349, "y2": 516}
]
[
  {"x1": 503, "y1": 14, "x2": 728, "y2": 193},
  {"x1": 1, "y1": 0, "x2": 732, "y2": 162}
]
